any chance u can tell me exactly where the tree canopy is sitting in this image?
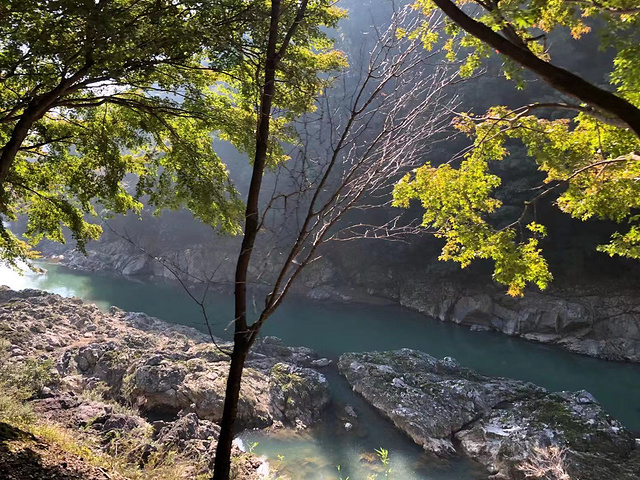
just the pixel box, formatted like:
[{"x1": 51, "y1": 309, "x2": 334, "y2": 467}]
[
  {"x1": 394, "y1": 0, "x2": 640, "y2": 295},
  {"x1": 0, "y1": 0, "x2": 344, "y2": 269}
]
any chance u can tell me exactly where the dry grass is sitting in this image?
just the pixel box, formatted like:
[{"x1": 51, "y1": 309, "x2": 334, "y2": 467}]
[
  {"x1": 80, "y1": 381, "x2": 140, "y2": 417},
  {"x1": 0, "y1": 348, "x2": 207, "y2": 480},
  {"x1": 518, "y1": 446, "x2": 572, "y2": 480},
  {"x1": 23, "y1": 414, "x2": 206, "y2": 480}
]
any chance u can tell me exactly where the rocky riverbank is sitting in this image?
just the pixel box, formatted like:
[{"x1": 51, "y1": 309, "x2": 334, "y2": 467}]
[
  {"x1": 44, "y1": 237, "x2": 640, "y2": 363},
  {"x1": 338, "y1": 349, "x2": 640, "y2": 479},
  {"x1": 2, "y1": 286, "x2": 639, "y2": 478},
  {"x1": 371, "y1": 280, "x2": 640, "y2": 363},
  {"x1": 0, "y1": 287, "x2": 333, "y2": 478}
]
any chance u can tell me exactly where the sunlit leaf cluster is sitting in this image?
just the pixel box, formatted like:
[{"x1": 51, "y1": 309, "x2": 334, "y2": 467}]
[
  {"x1": 412, "y1": 0, "x2": 640, "y2": 88},
  {"x1": 395, "y1": 103, "x2": 640, "y2": 295},
  {"x1": 393, "y1": 155, "x2": 552, "y2": 296},
  {"x1": 392, "y1": 0, "x2": 640, "y2": 295}
]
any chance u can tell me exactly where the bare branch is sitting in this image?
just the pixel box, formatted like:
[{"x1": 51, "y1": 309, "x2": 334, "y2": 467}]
[
  {"x1": 101, "y1": 220, "x2": 232, "y2": 357},
  {"x1": 244, "y1": 7, "x2": 460, "y2": 326}
]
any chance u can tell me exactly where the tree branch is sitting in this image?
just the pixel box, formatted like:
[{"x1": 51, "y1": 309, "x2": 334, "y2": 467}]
[{"x1": 431, "y1": 0, "x2": 640, "y2": 137}]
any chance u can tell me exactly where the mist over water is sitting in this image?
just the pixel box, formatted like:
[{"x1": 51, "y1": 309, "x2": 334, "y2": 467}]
[{"x1": 2, "y1": 263, "x2": 640, "y2": 479}]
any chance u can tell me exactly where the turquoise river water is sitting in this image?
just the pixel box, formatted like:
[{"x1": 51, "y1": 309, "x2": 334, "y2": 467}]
[{"x1": 2, "y1": 263, "x2": 640, "y2": 479}]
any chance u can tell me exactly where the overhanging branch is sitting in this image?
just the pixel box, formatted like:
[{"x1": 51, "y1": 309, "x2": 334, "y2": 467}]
[{"x1": 431, "y1": 0, "x2": 640, "y2": 137}]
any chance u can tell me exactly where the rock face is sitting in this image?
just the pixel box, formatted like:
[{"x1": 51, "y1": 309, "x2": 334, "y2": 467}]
[
  {"x1": 0, "y1": 288, "x2": 330, "y2": 430},
  {"x1": 338, "y1": 349, "x2": 544, "y2": 455},
  {"x1": 54, "y1": 237, "x2": 247, "y2": 285},
  {"x1": 339, "y1": 349, "x2": 640, "y2": 479},
  {"x1": 56, "y1": 239, "x2": 157, "y2": 276},
  {"x1": 393, "y1": 283, "x2": 640, "y2": 363}
]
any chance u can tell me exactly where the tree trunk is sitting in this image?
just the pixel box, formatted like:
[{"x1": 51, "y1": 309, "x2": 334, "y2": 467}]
[
  {"x1": 0, "y1": 106, "x2": 41, "y2": 185},
  {"x1": 0, "y1": 63, "x2": 93, "y2": 191},
  {"x1": 211, "y1": 1, "x2": 283, "y2": 478},
  {"x1": 211, "y1": 336, "x2": 251, "y2": 480}
]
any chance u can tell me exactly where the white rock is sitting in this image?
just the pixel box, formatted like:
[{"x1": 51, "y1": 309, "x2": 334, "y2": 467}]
[{"x1": 311, "y1": 358, "x2": 332, "y2": 368}]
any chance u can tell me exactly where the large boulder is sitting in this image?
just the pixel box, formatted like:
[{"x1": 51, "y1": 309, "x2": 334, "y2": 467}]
[
  {"x1": 457, "y1": 391, "x2": 640, "y2": 479},
  {"x1": 252, "y1": 336, "x2": 320, "y2": 367},
  {"x1": 339, "y1": 349, "x2": 640, "y2": 478},
  {"x1": 339, "y1": 349, "x2": 542, "y2": 454},
  {"x1": 268, "y1": 363, "x2": 330, "y2": 429},
  {"x1": 154, "y1": 412, "x2": 219, "y2": 459}
]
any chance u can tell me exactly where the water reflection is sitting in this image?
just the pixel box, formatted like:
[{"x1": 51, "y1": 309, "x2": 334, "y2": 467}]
[{"x1": 0, "y1": 262, "x2": 112, "y2": 309}]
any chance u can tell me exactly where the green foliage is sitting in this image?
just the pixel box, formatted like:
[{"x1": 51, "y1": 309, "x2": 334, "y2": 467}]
[
  {"x1": 0, "y1": 0, "x2": 245, "y2": 267},
  {"x1": 393, "y1": 155, "x2": 552, "y2": 296},
  {"x1": 413, "y1": 0, "x2": 640, "y2": 89},
  {"x1": 393, "y1": 1, "x2": 640, "y2": 295},
  {"x1": 337, "y1": 464, "x2": 350, "y2": 480},
  {"x1": 0, "y1": 0, "x2": 346, "y2": 268},
  {"x1": 375, "y1": 447, "x2": 391, "y2": 478},
  {"x1": 394, "y1": 103, "x2": 640, "y2": 295},
  {"x1": 364, "y1": 447, "x2": 392, "y2": 479},
  {"x1": 0, "y1": 340, "x2": 54, "y2": 424},
  {"x1": 0, "y1": 390, "x2": 34, "y2": 426},
  {"x1": 0, "y1": 340, "x2": 54, "y2": 400},
  {"x1": 599, "y1": 224, "x2": 640, "y2": 259}
]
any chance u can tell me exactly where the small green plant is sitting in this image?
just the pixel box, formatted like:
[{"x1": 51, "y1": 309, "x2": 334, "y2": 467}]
[
  {"x1": 80, "y1": 381, "x2": 139, "y2": 417},
  {"x1": 81, "y1": 381, "x2": 111, "y2": 402},
  {"x1": 0, "y1": 340, "x2": 54, "y2": 399},
  {"x1": 248, "y1": 441, "x2": 259, "y2": 454},
  {"x1": 0, "y1": 389, "x2": 35, "y2": 425},
  {"x1": 375, "y1": 447, "x2": 389, "y2": 465},
  {"x1": 0, "y1": 340, "x2": 54, "y2": 426},
  {"x1": 375, "y1": 447, "x2": 391, "y2": 478},
  {"x1": 337, "y1": 464, "x2": 349, "y2": 480}
]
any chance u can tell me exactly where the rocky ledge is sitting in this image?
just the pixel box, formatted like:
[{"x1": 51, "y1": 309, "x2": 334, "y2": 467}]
[
  {"x1": 339, "y1": 349, "x2": 640, "y2": 479},
  {"x1": 0, "y1": 287, "x2": 333, "y2": 478},
  {"x1": 391, "y1": 282, "x2": 640, "y2": 363}
]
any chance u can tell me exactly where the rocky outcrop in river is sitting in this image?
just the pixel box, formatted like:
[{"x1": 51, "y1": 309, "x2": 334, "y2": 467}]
[
  {"x1": 4, "y1": 285, "x2": 639, "y2": 478},
  {"x1": 339, "y1": 349, "x2": 640, "y2": 479},
  {"x1": 1, "y1": 288, "x2": 330, "y2": 430}
]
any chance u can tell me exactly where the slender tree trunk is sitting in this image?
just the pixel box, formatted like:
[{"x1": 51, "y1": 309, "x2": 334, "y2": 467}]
[
  {"x1": 211, "y1": 1, "x2": 282, "y2": 478},
  {"x1": 431, "y1": 0, "x2": 640, "y2": 137},
  {"x1": 211, "y1": 336, "x2": 251, "y2": 480}
]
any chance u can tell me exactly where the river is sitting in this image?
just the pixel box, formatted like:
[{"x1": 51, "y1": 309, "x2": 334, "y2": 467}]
[{"x1": 2, "y1": 263, "x2": 640, "y2": 479}]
